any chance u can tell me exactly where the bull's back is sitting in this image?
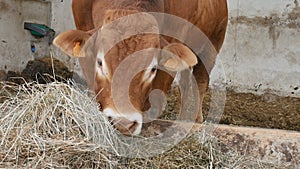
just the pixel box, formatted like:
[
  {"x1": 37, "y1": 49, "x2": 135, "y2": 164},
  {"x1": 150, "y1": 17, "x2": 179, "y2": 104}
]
[
  {"x1": 72, "y1": 0, "x2": 114, "y2": 31},
  {"x1": 164, "y1": 0, "x2": 228, "y2": 52}
]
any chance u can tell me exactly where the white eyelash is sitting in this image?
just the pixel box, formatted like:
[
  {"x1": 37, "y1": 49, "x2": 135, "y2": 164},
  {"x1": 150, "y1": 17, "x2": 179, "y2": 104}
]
[
  {"x1": 96, "y1": 52, "x2": 109, "y2": 78},
  {"x1": 143, "y1": 57, "x2": 157, "y2": 82}
]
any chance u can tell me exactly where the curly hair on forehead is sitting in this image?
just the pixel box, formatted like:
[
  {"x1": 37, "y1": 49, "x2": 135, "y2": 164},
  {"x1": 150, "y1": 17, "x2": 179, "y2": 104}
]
[
  {"x1": 117, "y1": 34, "x2": 160, "y2": 57},
  {"x1": 103, "y1": 9, "x2": 139, "y2": 24},
  {"x1": 102, "y1": 9, "x2": 159, "y2": 35},
  {"x1": 111, "y1": 0, "x2": 164, "y2": 12}
]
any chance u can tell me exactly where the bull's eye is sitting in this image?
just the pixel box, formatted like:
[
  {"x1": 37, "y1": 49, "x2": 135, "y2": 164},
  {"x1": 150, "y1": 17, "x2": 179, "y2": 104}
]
[
  {"x1": 151, "y1": 66, "x2": 157, "y2": 73},
  {"x1": 97, "y1": 59, "x2": 102, "y2": 66}
]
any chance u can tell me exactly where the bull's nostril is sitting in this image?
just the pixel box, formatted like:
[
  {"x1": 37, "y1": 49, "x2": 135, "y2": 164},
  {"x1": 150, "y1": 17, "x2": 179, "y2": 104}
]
[
  {"x1": 107, "y1": 116, "x2": 113, "y2": 123},
  {"x1": 129, "y1": 121, "x2": 138, "y2": 131}
]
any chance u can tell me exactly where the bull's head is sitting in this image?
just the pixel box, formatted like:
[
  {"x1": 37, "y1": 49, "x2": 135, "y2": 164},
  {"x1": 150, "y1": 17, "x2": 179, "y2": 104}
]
[{"x1": 54, "y1": 10, "x2": 197, "y2": 135}]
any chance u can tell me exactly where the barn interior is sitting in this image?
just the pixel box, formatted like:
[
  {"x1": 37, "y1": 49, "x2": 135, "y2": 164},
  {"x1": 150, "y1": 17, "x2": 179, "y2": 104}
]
[{"x1": 0, "y1": 0, "x2": 299, "y2": 168}]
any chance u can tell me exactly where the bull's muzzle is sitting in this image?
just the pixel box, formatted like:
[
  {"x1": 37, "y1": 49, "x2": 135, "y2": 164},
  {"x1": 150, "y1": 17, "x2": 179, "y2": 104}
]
[
  {"x1": 110, "y1": 117, "x2": 140, "y2": 136},
  {"x1": 103, "y1": 108, "x2": 143, "y2": 135}
]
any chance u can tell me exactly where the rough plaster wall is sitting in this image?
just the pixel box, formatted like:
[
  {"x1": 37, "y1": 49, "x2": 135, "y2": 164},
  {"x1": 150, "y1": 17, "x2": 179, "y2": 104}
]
[
  {"x1": 49, "y1": 0, "x2": 79, "y2": 72},
  {"x1": 0, "y1": 0, "x2": 51, "y2": 72},
  {"x1": 0, "y1": 0, "x2": 80, "y2": 76},
  {"x1": 211, "y1": 0, "x2": 300, "y2": 97}
]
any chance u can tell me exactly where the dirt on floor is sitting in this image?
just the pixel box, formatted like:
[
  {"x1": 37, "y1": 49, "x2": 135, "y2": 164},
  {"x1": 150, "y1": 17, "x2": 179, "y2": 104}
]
[
  {"x1": 211, "y1": 89, "x2": 300, "y2": 131},
  {"x1": 161, "y1": 86, "x2": 300, "y2": 132},
  {"x1": 1, "y1": 56, "x2": 299, "y2": 132}
]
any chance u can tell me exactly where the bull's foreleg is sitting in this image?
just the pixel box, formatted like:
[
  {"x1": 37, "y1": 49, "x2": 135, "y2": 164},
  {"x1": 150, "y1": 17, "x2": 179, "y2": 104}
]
[
  {"x1": 196, "y1": 83, "x2": 207, "y2": 123},
  {"x1": 178, "y1": 68, "x2": 205, "y2": 123},
  {"x1": 193, "y1": 61, "x2": 210, "y2": 123}
]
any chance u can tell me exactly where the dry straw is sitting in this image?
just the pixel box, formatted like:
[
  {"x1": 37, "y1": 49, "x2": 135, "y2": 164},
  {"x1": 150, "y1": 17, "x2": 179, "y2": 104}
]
[{"x1": 0, "y1": 81, "x2": 278, "y2": 168}]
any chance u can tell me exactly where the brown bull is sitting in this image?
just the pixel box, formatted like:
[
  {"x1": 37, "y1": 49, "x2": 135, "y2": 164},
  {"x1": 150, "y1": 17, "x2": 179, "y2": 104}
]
[{"x1": 54, "y1": 0, "x2": 228, "y2": 135}]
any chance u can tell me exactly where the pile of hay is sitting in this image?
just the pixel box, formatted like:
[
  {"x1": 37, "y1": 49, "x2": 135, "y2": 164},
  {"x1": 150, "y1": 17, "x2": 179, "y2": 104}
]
[{"x1": 0, "y1": 81, "x2": 277, "y2": 168}]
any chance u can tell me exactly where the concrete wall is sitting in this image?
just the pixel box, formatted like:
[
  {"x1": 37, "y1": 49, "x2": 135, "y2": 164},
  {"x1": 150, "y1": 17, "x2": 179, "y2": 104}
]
[
  {"x1": 0, "y1": 0, "x2": 299, "y2": 97},
  {"x1": 49, "y1": 0, "x2": 77, "y2": 70},
  {"x1": 0, "y1": 0, "x2": 52, "y2": 72},
  {"x1": 0, "y1": 0, "x2": 77, "y2": 73},
  {"x1": 211, "y1": 0, "x2": 300, "y2": 97}
]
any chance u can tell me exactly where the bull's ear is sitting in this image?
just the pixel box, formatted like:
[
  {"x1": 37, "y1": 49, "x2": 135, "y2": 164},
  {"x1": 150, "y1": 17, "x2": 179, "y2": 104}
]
[
  {"x1": 53, "y1": 30, "x2": 91, "y2": 57},
  {"x1": 162, "y1": 43, "x2": 198, "y2": 71}
]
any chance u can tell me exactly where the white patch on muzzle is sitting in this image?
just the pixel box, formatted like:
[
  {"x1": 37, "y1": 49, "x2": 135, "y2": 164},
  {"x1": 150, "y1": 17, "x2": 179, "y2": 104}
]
[{"x1": 103, "y1": 108, "x2": 143, "y2": 135}]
